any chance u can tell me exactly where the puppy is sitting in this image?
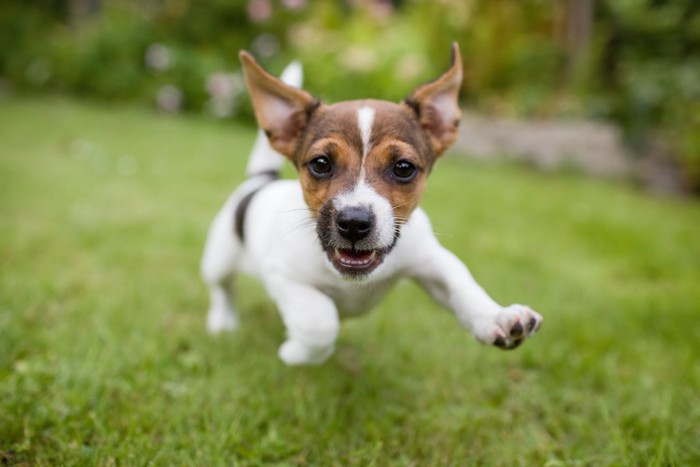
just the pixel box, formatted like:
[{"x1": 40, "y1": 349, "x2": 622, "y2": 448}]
[{"x1": 201, "y1": 43, "x2": 542, "y2": 365}]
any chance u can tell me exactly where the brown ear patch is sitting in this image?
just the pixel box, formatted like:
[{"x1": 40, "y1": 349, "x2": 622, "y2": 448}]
[
  {"x1": 239, "y1": 51, "x2": 320, "y2": 158},
  {"x1": 404, "y1": 42, "x2": 463, "y2": 156}
]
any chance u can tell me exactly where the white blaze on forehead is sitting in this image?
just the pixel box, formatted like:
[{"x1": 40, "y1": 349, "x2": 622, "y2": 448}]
[
  {"x1": 333, "y1": 105, "x2": 393, "y2": 249},
  {"x1": 357, "y1": 106, "x2": 375, "y2": 158}
]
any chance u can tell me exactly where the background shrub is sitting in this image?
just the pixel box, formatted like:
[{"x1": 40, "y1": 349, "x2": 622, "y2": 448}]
[{"x1": 1, "y1": 0, "x2": 697, "y2": 190}]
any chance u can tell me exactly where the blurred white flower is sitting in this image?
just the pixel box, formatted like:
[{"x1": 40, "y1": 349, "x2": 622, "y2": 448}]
[
  {"x1": 206, "y1": 72, "x2": 244, "y2": 118},
  {"x1": 208, "y1": 97, "x2": 241, "y2": 118},
  {"x1": 145, "y1": 43, "x2": 171, "y2": 71},
  {"x1": 248, "y1": 0, "x2": 271, "y2": 23},
  {"x1": 395, "y1": 54, "x2": 427, "y2": 83},
  {"x1": 251, "y1": 33, "x2": 280, "y2": 59},
  {"x1": 281, "y1": 0, "x2": 307, "y2": 10},
  {"x1": 287, "y1": 24, "x2": 315, "y2": 48},
  {"x1": 156, "y1": 85, "x2": 183, "y2": 113},
  {"x1": 339, "y1": 46, "x2": 377, "y2": 73},
  {"x1": 366, "y1": 0, "x2": 393, "y2": 19},
  {"x1": 206, "y1": 72, "x2": 243, "y2": 99}
]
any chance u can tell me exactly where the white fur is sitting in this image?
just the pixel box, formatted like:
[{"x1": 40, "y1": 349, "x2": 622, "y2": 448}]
[
  {"x1": 322, "y1": 107, "x2": 394, "y2": 250},
  {"x1": 201, "y1": 69, "x2": 542, "y2": 366},
  {"x1": 245, "y1": 130, "x2": 283, "y2": 177},
  {"x1": 333, "y1": 179, "x2": 395, "y2": 249},
  {"x1": 201, "y1": 177, "x2": 542, "y2": 365},
  {"x1": 357, "y1": 106, "x2": 375, "y2": 159},
  {"x1": 280, "y1": 60, "x2": 303, "y2": 88}
]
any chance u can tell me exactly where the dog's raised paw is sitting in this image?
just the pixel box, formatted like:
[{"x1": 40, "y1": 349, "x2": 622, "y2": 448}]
[{"x1": 489, "y1": 304, "x2": 542, "y2": 350}]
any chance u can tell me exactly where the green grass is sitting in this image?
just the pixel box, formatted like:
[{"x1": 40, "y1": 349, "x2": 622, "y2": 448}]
[{"x1": 1, "y1": 97, "x2": 699, "y2": 465}]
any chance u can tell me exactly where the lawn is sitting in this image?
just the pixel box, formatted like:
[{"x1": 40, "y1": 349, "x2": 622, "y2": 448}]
[{"x1": 1, "y1": 97, "x2": 699, "y2": 465}]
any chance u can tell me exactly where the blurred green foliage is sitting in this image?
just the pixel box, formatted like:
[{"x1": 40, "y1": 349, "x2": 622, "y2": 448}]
[
  {"x1": 0, "y1": 0, "x2": 698, "y2": 189},
  {"x1": 595, "y1": 0, "x2": 700, "y2": 187}
]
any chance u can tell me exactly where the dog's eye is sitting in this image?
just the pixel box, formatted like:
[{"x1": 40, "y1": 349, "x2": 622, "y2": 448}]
[
  {"x1": 307, "y1": 155, "x2": 333, "y2": 179},
  {"x1": 392, "y1": 160, "x2": 417, "y2": 183}
]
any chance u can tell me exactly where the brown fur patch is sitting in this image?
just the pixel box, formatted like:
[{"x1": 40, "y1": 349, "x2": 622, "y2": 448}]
[
  {"x1": 364, "y1": 138, "x2": 428, "y2": 223},
  {"x1": 403, "y1": 42, "x2": 463, "y2": 156},
  {"x1": 296, "y1": 100, "x2": 434, "y2": 220},
  {"x1": 298, "y1": 134, "x2": 361, "y2": 215}
]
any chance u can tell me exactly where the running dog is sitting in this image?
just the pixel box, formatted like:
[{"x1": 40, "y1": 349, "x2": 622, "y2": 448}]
[{"x1": 201, "y1": 43, "x2": 542, "y2": 365}]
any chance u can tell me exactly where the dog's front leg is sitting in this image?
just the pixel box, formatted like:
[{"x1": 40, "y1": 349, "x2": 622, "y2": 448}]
[
  {"x1": 410, "y1": 241, "x2": 542, "y2": 350},
  {"x1": 265, "y1": 275, "x2": 340, "y2": 365}
]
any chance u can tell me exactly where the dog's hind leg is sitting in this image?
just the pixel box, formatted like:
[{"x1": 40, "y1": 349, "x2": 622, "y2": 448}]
[{"x1": 201, "y1": 195, "x2": 242, "y2": 333}]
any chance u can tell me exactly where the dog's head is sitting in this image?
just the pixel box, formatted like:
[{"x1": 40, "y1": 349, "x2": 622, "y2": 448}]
[{"x1": 240, "y1": 44, "x2": 462, "y2": 278}]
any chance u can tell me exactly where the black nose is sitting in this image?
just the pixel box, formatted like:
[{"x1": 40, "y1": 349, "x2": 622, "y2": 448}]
[{"x1": 336, "y1": 207, "x2": 373, "y2": 242}]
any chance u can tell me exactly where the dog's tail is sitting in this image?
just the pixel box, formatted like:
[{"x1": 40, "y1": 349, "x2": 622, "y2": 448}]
[{"x1": 245, "y1": 60, "x2": 303, "y2": 178}]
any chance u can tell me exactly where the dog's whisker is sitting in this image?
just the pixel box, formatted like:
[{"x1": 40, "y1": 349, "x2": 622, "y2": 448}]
[
  {"x1": 281, "y1": 217, "x2": 315, "y2": 231},
  {"x1": 276, "y1": 218, "x2": 318, "y2": 239},
  {"x1": 280, "y1": 207, "x2": 320, "y2": 214},
  {"x1": 302, "y1": 187, "x2": 325, "y2": 205},
  {"x1": 391, "y1": 198, "x2": 416, "y2": 210}
]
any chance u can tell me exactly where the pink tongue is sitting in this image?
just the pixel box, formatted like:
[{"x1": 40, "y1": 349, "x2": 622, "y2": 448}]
[{"x1": 341, "y1": 249, "x2": 372, "y2": 260}]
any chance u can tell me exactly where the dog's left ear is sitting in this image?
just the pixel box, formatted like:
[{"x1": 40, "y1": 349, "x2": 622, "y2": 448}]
[{"x1": 405, "y1": 42, "x2": 463, "y2": 156}]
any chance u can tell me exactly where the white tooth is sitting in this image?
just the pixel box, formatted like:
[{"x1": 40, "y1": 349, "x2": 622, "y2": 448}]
[
  {"x1": 334, "y1": 248, "x2": 340, "y2": 259},
  {"x1": 369, "y1": 251, "x2": 376, "y2": 260}
]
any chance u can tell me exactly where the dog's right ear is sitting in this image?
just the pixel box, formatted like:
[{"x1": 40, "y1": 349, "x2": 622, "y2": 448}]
[{"x1": 240, "y1": 51, "x2": 319, "y2": 158}]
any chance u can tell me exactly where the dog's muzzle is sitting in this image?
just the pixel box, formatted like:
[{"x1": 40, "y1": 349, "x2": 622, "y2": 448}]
[{"x1": 317, "y1": 204, "x2": 397, "y2": 278}]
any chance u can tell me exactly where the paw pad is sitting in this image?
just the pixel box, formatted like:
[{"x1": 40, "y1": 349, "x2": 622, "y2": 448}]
[
  {"x1": 510, "y1": 321, "x2": 524, "y2": 338},
  {"x1": 491, "y1": 304, "x2": 542, "y2": 351}
]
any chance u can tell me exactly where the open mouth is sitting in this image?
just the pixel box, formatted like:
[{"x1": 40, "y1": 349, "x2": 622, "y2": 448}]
[{"x1": 329, "y1": 248, "x2": 385, "y2": 276}]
